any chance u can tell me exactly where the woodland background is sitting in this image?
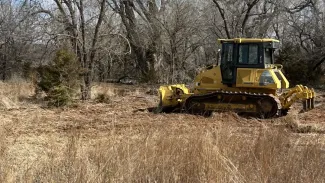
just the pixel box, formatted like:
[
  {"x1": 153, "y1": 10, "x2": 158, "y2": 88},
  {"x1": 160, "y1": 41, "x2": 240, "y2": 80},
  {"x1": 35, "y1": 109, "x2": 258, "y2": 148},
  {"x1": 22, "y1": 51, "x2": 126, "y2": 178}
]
[
  {"x1": 1, "y1": 0, "x2": 325, "y2": 99},
  {"x1": 1, "y1": 1, "x2": 325, "y2": 182}
]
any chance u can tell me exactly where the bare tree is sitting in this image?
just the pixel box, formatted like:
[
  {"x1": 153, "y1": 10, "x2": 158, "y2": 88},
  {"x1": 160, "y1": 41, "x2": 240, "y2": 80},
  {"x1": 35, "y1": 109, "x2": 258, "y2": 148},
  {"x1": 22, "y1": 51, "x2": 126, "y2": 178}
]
[
  {"x1": 211, "y1": 0, "x2": 261, "y2": 38},
  {"x1": 0, "y1": 0, "x2": 44, "y2": 80},
  {"x1": 108, "y1": 0, "x2": 168, "y2": 82},
  {"x1": 158, "y1": 0, "x2": 207, "y2": 83},
  {"x1": 35, "y1": 0, "x2": 107, "y2": 99},
  {"x1": 0, "y1": 0, "x2": 323, "y2": 87}
]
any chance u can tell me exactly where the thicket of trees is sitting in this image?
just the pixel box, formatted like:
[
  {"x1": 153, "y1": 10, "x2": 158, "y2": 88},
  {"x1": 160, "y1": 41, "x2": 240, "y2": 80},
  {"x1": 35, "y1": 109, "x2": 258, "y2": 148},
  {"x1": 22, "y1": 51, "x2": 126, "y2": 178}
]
[{"x1": 1, "y1": 0, "x2": 325, "y2": 99}]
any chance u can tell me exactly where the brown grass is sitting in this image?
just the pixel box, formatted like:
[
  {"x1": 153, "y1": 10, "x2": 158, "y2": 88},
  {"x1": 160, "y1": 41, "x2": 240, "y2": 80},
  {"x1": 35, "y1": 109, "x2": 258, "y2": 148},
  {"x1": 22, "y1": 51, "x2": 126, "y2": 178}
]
[
  {"x1": 0, "y1": 81, "x2": 325, "y2": 182},
  {"x1": 2, "y1": 124, "x2": 324, "y2": 183}
]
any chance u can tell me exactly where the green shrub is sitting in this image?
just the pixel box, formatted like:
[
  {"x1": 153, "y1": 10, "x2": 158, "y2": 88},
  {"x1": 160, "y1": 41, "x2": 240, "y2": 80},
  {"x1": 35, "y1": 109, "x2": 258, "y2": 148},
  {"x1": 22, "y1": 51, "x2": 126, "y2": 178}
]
[
  {"x1": 37, "y1": 48, "x2": 80, "y2": 107},
  {"x1": 37, "y1": 65, "x2": 61, "y2": 93},
  {"x1": 46, "y1": 85, "x2": 73, "y2": 107}
]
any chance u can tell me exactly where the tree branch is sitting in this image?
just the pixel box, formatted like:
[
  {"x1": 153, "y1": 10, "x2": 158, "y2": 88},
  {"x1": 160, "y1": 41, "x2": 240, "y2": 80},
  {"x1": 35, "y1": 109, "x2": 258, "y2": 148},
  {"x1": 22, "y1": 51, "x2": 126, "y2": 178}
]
[
  {"x1": 212, "y1": 0, "x2": 231, "y2": 38},
  {"x1": 241, "y1": 0, "x2": 260, "y2": 36},
  {"x1": 90, "y1": 0, "x2": 106, "y2": 62}
]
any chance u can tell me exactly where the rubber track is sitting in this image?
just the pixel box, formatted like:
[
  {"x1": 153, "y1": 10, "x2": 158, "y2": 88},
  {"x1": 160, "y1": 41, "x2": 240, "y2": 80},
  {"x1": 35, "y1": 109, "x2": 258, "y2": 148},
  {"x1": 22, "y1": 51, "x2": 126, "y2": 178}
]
[{"x1": 184, "y1": 91, "x2": 282, "y2": 118}]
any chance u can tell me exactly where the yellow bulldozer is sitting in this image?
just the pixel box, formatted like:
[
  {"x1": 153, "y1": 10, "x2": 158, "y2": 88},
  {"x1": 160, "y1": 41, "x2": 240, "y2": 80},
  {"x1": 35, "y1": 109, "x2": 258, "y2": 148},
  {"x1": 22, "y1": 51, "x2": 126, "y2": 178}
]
[{"x1": 157, "y1": 38, "x2": 316, "y2": 118}]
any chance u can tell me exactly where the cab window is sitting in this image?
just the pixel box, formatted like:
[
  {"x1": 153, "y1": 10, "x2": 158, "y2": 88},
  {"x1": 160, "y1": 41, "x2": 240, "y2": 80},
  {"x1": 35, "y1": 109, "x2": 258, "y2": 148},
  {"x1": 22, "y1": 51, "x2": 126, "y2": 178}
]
[
  {"x1": 238, "y1": 44, "x2": 259, "y2": 64},
  {"x1": 264, "y1": 48, "x2": 273, "y2": 64},
  {"x1": 222, "y1": 43, "x2": 233, "y2": 64}
]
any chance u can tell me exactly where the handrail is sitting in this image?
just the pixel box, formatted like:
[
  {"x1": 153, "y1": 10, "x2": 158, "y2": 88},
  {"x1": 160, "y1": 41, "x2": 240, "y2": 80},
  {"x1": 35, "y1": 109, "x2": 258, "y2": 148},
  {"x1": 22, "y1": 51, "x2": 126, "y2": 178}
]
[{"x1": 273, "y1": 64, "x2": 283, "y2": 70}]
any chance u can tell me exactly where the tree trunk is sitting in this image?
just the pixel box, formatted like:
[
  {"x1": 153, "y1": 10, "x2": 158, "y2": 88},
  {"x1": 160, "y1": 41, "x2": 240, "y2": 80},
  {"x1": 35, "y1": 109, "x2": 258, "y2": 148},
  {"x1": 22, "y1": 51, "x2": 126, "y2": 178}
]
[
  {"x1": 0, "y1": 53, "x2": 7, "y2": 81},
  {"x1": 0, "y1": 41, "x2": 9, "y2": 81},
  {"x1": 114, "y1": 0, "x2": 161, "y2": 83},
  {"x1": 81, "y1": 71, "x2": 92, "y2": 100}
]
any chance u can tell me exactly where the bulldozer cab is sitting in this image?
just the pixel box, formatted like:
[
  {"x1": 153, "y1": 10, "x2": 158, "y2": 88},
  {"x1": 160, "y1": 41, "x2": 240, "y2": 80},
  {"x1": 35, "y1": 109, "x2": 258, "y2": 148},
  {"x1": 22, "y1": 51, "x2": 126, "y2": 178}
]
[{"x1": 219, "y1": 38, "x2": 279, "y2": 86}]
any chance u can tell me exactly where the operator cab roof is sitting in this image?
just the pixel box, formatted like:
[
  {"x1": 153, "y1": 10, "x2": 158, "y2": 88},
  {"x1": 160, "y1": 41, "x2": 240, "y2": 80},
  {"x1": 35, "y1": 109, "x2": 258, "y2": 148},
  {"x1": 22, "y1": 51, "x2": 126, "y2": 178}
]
[{"x1": 218, "y1": 38, "x2": 279, "y2": 43}]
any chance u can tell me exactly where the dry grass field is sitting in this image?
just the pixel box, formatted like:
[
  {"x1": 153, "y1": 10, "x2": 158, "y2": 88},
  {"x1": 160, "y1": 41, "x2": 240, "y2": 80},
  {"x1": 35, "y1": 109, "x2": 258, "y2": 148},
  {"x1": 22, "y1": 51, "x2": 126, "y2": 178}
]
[{"x1": 0, "y1": 81, "x2": 325, "y2": 183}]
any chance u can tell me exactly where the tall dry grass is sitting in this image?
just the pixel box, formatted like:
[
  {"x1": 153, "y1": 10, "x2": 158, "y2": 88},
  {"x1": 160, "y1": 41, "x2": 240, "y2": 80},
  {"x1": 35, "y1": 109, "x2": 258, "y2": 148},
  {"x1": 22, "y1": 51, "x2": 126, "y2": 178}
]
[
  {"x1": 0, "y1": 80, "x2": 35, "y2": 109},
  {"x1": 0, "y1": 124, "x2": 322, "y2": 183},
  {"x1": 0, "y1": 81, "x2": 324, "y2": 182}
]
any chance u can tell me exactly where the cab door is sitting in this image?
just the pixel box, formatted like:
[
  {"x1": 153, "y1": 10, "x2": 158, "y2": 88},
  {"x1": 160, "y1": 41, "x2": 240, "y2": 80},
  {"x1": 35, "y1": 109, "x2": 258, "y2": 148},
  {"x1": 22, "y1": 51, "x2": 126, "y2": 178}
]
[{"x1": 220, "y1": 43, "x2": 236, "y2": 85}]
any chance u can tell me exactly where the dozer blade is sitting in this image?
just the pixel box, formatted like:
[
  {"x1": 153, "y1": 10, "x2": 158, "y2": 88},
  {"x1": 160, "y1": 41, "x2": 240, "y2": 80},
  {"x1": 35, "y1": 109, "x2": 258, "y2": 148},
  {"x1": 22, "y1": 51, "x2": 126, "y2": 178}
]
[{"x1": 155, "y1": 84, "x2": 191, "y2": 113}]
